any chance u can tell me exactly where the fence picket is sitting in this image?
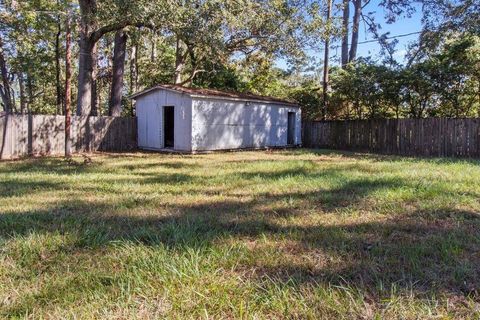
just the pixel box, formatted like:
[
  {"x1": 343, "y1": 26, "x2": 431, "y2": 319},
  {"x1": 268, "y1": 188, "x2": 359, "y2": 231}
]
[
  {"x1": 0, "y1": 114, "x2": 137, "y2": 160},
  {"x1": 303, "y1": 118, "x2": 480, "y2": 158}
]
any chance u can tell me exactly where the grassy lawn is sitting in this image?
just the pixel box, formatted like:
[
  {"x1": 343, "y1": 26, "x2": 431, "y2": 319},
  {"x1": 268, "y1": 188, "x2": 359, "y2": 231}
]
[{"x1": 1, "y1": 149, "x2": 479, "y2": 319}]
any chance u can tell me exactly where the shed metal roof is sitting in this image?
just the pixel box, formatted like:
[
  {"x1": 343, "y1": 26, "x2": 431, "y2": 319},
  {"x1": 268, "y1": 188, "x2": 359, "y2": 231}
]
[{"x1": 130, "y1": 84, "x2": 299, "y2": 107}]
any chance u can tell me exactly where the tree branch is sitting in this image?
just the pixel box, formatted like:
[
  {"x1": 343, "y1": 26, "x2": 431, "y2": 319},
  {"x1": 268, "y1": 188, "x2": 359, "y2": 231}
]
[
  {"x1": 90, "y1": 21, "x2": 155, "y2": 43},
  {"x1": 178, "y1": 69, "x2": 206, "y2": 86}
]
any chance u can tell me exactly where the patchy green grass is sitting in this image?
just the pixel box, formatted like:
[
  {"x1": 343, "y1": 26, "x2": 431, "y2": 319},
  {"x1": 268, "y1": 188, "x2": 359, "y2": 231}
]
[{"x1": 1, "y1": 149, "x2": 480, "y2": 319}]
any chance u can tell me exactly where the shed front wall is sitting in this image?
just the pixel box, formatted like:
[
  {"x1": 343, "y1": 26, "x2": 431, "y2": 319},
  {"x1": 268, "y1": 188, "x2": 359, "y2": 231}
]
[
  {"x1": 136, "y1": 90, "x2": 192, "y2": 151},
  {"x1": 191, "y1": 97, "x2": 301, "y2": 151}
]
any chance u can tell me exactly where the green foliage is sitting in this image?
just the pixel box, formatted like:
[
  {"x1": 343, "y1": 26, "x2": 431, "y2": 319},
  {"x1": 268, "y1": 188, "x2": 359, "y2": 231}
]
[
  {"x1": 237, "y1": 57, "x2": 290, "y2": 97},
  {"x1": 429, "y1": 35, "x2": 480, "y2": 117},
  {"x1": 192, "y1": 63, "x2": 245, "y2": 92},
  {"x1": 0, "y1": 0, "x2": 478, "y2": 119},
  {"x1": 324, "y1": 35, "x2": 480, "y2": 120},
  {"x1": 289, "y1": 81, "x2": 322, "y2": 120},
  {"x1": 0, "y1": 0, "x2": 73, "y2": 113},
  {"x1": 330, "y1": 60, "x2": 400, "y2": 119},
  {"x1": 136, "y1": 35, "x2": 176, "y2": 89}
]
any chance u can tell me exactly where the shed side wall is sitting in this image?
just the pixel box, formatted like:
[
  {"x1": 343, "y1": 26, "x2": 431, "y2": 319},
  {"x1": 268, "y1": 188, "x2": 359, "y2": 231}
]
[{"x1": 191, "y1": 97, "x2": 301, "y2": 151}]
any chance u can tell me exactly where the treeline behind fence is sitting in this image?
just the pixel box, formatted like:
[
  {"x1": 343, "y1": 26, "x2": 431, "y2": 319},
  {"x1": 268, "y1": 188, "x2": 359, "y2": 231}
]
[
  {"x1": 0, "y1": 114, "x2": 137, "y2": 160},
  {"x1": 303, "y1": 118, "x2": 480, "y2": 158}
]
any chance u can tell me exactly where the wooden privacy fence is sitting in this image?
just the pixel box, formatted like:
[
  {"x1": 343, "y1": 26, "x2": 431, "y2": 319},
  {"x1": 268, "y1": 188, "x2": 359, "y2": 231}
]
[
  {"x1": 303, "y1": 118, "x2": 480, "y2": 158},
  {"x1": 0, "y1": 114, "x2": 137, "y2": 160}
]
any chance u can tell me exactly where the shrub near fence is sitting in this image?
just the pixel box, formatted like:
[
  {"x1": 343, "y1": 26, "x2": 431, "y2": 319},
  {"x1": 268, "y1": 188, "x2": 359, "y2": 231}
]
[
  {"x1": 303, "y1": 118, "x2": 480, "y2": 158},
  {"x1": 0, "y1": 114, "x2": 137, "y2": 160}
]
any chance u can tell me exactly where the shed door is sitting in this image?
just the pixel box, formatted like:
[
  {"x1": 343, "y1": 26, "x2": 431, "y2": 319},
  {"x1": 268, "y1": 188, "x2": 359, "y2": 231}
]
[
  {"x1": 287, "y1": 112, "x2": 296, "y2": 145},
  {"x1": 164, "y1": 106, "x2": 174, "y2": 148}
]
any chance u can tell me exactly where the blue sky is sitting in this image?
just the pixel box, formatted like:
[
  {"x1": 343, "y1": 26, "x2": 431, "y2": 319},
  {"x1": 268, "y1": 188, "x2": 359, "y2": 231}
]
[
  {"x1": 277, "y1": 0, "x2": 425, "y2": 70},
  {"x1": 352, "y1": 1, "x2": 423, "y2": 63}
]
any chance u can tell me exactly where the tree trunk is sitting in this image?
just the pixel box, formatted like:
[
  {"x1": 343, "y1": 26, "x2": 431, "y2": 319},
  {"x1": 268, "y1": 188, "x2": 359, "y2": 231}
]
[
  {"x1": 151, "y1": 38, "x2": 156, "y2": 62},
  {"x1": 77, "y1": 0, "x2": 149, "y2": 114},
  {"x1": 26, "y1": 73, "x2": 33, "y2": 110},
  {"x1": 19, "y1": 73, "x2": 26, "y2": 114},
  {"x1": 55, "y1": 19, "x2": 63, "y2": 114},
  {"x1": 0, "y1": 35, "x2": 13, "y2": 113},
  {"x1": 349, "y1": 0, "x2": 362, "y2": 62},
  {"x1": 109, "y1": 30, "x2": 128, "y2": 116},
  {"x1": 11, "y1": 85, "x2": 16, "y2": 112},
  {"x1": 77, "y1": 0, "x2": 97, "y2": 116},
  {"x1": 341, "y1": 0, "x2": 350, "y2": 67},
  {"x1": 174, "y1": 37, "x2": 186, "y2": 84},
  {"x1": 129, "y1": 42, "x2": 138, "y2": 116},
  {"x1": 65, "y1": 13, "x2": 72, "y2": 157},
  {"x1": 90, "y1": 42, "x2": 98, "y2": 116},
  {"x1": 77, "y1": 33, "x2": 96, "y2": 115},
  {"x1": 130, "y1": 43, "x2": 138, "y2": 94},
  {"x1": 322, "y1": 0, "x2": 332, "y2": 120}
]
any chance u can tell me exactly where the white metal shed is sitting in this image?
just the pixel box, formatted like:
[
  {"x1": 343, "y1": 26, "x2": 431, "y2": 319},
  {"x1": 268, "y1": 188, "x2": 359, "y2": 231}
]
[{"x1": 131, "y1": 85, "x2": 301, "y2": 152}]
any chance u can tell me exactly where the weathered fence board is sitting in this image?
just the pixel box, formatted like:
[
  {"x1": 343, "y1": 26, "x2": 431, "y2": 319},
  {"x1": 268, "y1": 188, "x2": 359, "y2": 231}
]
[
  {"x1": 303, "y1": 118, "x2": 480, "y2": 158},
  {"x1": 0, "y1": 114, "x2": 137, "y2": 160}
]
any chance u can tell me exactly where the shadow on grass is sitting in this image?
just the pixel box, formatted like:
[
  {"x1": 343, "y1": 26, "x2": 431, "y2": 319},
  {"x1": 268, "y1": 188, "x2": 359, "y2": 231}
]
[
  {"x1": 296, "y1": 148, "x2": 480, "y2": 165},
  {"x1": 0, "y1": 157, "x2": 98, "y2": 175},
  {"x1": 0, "y1": 155, "x2": 201, "y2": 175},
  {"x1": 1, "y1": 180, "x2": 479, "y2": 295},
  {"x1": 0, "y1": 179, "x2": 68, "y2": 198},
  {"x1": 1, "y1": 153, "x2": 479, "y2": 316}
]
